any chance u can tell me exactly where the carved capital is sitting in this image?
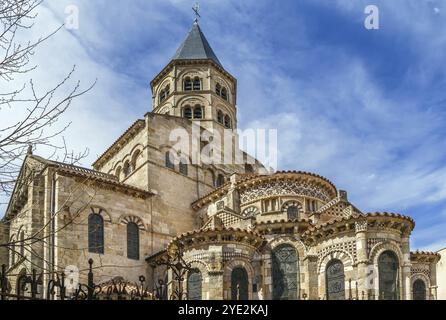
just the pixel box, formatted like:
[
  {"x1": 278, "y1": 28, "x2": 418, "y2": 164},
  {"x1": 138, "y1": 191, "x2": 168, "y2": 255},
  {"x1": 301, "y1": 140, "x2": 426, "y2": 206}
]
[{"x1": 355, "y1": 220, "x2": 368, "y2": 233}]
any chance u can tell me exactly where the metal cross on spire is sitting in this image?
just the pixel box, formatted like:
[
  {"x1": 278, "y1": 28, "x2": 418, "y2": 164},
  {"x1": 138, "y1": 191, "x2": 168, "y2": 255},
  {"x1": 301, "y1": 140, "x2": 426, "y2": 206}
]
[{"x1": 192, "y1": 2, "x2": 201, "y2": 23}]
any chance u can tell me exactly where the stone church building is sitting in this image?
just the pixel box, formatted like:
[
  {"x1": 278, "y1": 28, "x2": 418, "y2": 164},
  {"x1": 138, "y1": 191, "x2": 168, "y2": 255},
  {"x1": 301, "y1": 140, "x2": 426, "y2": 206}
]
[{"x1": 0, "y1": 21, "x2": 441, "y2": 300}]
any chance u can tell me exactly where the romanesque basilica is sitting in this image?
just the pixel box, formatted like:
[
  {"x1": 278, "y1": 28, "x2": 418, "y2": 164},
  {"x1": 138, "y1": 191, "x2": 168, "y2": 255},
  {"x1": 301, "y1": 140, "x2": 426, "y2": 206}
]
[{"x1": 0, "y1": 21, "x2": 441, "y2": 300}]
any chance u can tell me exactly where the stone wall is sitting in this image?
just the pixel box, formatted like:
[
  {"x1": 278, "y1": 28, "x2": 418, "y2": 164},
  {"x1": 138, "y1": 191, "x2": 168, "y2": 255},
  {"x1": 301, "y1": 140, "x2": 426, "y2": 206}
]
[{"x1": 436, "y1": 248, "x2": 446, "y2": 299}]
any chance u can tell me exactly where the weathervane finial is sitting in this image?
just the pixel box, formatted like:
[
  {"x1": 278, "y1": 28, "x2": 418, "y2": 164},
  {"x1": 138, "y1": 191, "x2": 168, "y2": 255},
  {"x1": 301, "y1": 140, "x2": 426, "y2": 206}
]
[{"x1": 192, "y1": 2, "x2": 201, "y2": 23}]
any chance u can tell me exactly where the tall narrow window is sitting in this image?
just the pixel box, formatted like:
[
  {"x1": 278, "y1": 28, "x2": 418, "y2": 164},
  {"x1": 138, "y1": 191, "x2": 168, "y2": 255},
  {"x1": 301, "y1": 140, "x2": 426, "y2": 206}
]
[
  {"x1": 183, "y1": 107, "x2": 192, "y2": 119},
  {"x1": 216, "y1": 83, "x2": 221, "y2": 96},
  {"x1": 224, "y1": 115, "x2": 231, "y2": 129},
  {"x1": 179, "y1": 159, "x2": 188, "y2": 176},
  {"x1": 165, "y1": 152, "x2": 175, "y2": 170},
  {"x1": 326, "y1": 259, "x2": 345, "y2": 300},
  {"x1": 216, "y1": 174, "x2": 225, "y2": 187},
  {"x1": 272, "y1": 244, "x2": 299, "y2": 300},
  {"x1": 159, "y1": 90, "x2": 166, "y2": 103},
  {"x1": 115, "y1": 167, "x2": 122, "y2": 180},
  {"x1": 194, "y1": 106, "x2": 203, "y2": 119},
  {"x1": 193, "y1": 77, "x2": 201, "y2": 91},
  {"x1": 127, "y1": 222, "x2": 140, "y2": 260},
  {"x1": 187, "y1": 269, "x2": 202, "y2": 300},
  {"x1": 184, "y1": 78, "x2": 192, "y2": 91},
  {"x1": 413, "y1": 279, "x2": 426, "y2": 300},
  {"x1": 88, "y1": 214, "x2": 104, "y2": 254},
  {"x1": 231, "y1": 267, "x2": 249, "y2": 300},
  {"x1": 378, "y1": 250, "x2": 400, "y2": 300},
  {"x1": 123, "y1": 161, "x2": 131, "y2": 177},
  {"x1": 217, "y1": 110, "x2": 224, "y2": 124}
]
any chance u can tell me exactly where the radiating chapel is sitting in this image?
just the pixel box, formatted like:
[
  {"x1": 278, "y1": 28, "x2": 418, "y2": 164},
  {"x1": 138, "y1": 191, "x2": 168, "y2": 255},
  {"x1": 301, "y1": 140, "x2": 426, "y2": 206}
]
[{"x1": 0, "y1": 20, "x2": 441, "y2": 300}]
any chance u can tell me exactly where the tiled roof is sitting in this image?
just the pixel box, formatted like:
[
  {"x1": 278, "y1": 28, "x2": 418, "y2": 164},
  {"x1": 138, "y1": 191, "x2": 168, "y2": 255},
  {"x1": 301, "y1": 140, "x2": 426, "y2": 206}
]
[{"x1": 172, "y1": 22, "x2": 222, "y2": 67}]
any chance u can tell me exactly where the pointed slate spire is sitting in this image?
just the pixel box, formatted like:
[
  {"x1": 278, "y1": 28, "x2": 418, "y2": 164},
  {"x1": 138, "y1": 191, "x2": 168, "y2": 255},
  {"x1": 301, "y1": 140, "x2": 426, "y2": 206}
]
[{"x1": 172, "y1": 22, "x2": 223, "y2": 67}]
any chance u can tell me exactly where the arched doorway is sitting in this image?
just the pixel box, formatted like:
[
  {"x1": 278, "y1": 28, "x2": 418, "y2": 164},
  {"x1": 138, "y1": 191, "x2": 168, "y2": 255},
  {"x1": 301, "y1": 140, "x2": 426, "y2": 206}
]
[
  {"x1": 272, "y1": 244, "x2": 299, "y2": 300},
  {"x1": 231, "y1": 267, "x2": 249, "y2": 300},
  {"x1": 187, "y1": 269, "x2": 202, "y2": 300},
  {"x1": 325, "y1": 259, "x2": 345, "y2": 300},
  {"x1": 378, "y1": 250, "x2": 400, "y2": 300},
  {"x1": 413, "y1": 279, "x2": 427, "y2": 300}
]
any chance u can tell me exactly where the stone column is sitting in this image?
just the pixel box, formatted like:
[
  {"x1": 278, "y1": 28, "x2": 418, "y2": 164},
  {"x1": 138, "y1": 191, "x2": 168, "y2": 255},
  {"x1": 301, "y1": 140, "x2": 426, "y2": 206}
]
[
  {"x1": 304, "y1": 254, "x2": 319, "y2": 300},
  {"x1": 355, "y1": 220, "x2": 369, "y2": 297},
  {"x1": 401, "y1": 234, "x2": 412, "y2": 300}
]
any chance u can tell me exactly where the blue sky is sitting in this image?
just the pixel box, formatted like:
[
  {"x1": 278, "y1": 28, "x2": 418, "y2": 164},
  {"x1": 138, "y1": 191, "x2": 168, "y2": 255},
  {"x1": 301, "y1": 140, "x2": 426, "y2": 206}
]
[{"x1": 2, "y1": 0, "x2": 446, "y2": 251}]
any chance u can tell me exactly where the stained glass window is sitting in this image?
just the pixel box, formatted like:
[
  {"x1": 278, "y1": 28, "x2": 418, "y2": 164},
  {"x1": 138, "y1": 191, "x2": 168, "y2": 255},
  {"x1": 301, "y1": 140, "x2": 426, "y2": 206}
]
[
  {"x1": 231, "y1": 267, "x2": 249, "y2": 300},
  {"x1": 287, "y1": 206, "x2": 299, "y2": 220},
  {"x1": 413, "y1": 279, "x2": 426, "y2": 300},
  {"x1": 272, "y1": 244, "x2": 298, "y2": 300},
  {"x1": 88, "y1": 214, "x2": 104, "y2": 254},
  {"x1": 127, "y1": 222, "x2": 139, "y2": 260},
  {"x1": 378, "y1": 250, "x2": 400, "y2": 300},
  {"x1": 326, "y1": 259, "x2": 345, "y2": 300},
  {"x1": 187, "y1": 269, "x2": 202, "y2": 300}
]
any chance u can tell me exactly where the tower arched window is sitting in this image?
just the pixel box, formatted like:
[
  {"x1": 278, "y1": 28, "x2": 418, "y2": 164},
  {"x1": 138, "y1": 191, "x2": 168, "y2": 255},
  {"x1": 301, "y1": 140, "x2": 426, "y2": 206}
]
[
  {"x1": 127, "y1": 222, "x2": 140, "y2": 260},
  {"x1": 184, "y1": 77, "x2": 192, "y2": 91},
  {"x1": 131, "y1": 150, "x2": 140, "y2": 172},
  {"x1": 165, "y1": 151, "x2": 175, "y2": 170},
  {"x1": 179, "y1": 158, "x2": 188, "y2": 176},
  {"x1": 159, "y1": 85, "x2": 170, "y2": 103},
  {"x1": 183, "y1": 106, "x2": 193, "y2": 119},
  {"x1": 217, "y1": 110, "x2": 224, "y2": 124},
  {"x1": 216, "y1": 174, "x2": 225, "y2": 187},
  {"x1": 216, "y1": 83, "x2": 221, "y2": 96},
  {"x1": 123, "y1": 161, "x2": 131, "y2": 177},
  {"x1": 115, "y1": 166, "x2": 122, "y2": 180},
  {"x1": 88, "y1": 214, "x2": 104, "y2": 254},
  {"x1": 193, "y1": 77, "x2": 201, "y2": 91},
  {"x1": 194, "y1": 105, "x2": 203, "y2": 119},
  {"x1": 221, "y1": 87, "x2": 228, "y2": 101},
  {"x1": 378, "y1": 250, "x2": 400, "y2": 300},
  {"x1": 224, "y1": 115, "x2": 232, "y2": 129}
]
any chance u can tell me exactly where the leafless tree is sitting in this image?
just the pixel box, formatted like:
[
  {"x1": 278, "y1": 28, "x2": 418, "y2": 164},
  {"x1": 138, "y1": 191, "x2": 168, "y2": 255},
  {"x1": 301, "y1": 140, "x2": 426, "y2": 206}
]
[{"x1": 0, "y1": 0, "x2": 95, "y2": 198}]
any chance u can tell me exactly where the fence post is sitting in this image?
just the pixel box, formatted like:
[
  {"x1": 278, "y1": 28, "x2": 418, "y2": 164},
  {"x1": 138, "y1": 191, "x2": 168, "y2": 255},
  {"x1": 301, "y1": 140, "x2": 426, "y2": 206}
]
[
  {"x1": 31, "y1": 269, "x2": 37, "y2": 299},
  {"x1": 1, "y1": 264, "x2": 6, "y2": 300},
  {"x1": 87, "y1": 259, "x2": 94, "y2": 300},
  {"x1": 60, "y1": 272, "x2": 66, "y2": 301}
]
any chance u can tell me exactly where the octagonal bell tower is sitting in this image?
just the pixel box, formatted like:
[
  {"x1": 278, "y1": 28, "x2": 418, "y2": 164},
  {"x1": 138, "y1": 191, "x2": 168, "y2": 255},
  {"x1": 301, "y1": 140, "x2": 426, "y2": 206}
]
[{"x1": 150, "y1": 21, "x2": 237, "y2": 132}]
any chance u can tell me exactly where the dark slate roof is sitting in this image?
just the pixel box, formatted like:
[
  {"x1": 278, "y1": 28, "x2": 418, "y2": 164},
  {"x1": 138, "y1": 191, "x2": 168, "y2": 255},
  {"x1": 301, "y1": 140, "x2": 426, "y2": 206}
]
[{"x1": 172, "y1": 22, "x2": 222, "y2": 67}]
